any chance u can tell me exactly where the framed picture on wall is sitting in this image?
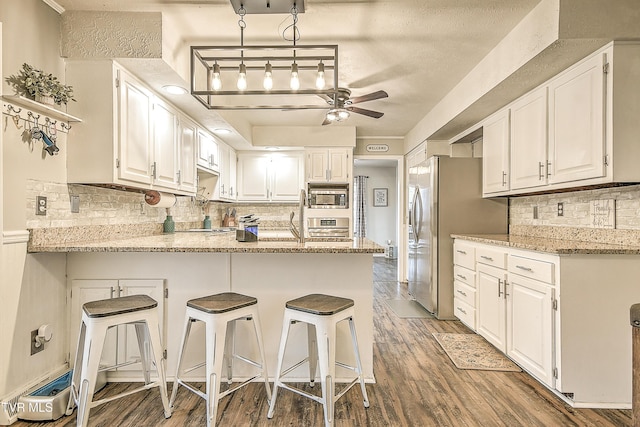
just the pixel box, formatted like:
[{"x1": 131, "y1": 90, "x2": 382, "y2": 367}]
[{"x1": 373, "y1": 188, "x2": 388, "y2": 207}]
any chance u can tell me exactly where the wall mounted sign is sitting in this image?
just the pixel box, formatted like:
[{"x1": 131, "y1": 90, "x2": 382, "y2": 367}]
[
  {"x1": 590, "y1": 199, "x2": 615, "y2": 229},
  {"x1": 366, "y1": 144, "x2": 389, "y2": 152},
  {"x1": 373, "y1": 188, "x2": 388, "y2": 207}
]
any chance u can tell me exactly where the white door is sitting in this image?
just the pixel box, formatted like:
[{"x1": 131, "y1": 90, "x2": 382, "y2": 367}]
[
  {"x1": 271, "y1": 153, "x2": 304, "y2": 201},
  {"x1": 482, "y1": 109, "x2": 510, "y2": 195},
  {"x1": 548, "y1": 52, "x2": 606, "y2": 184},
  {"x1": 476, "y1": 264, "x2": 507, "y2": 352},
  {"x1": 197, "y1": 130, "x2": 219, "y2": 172},
  {"x1": 152, "y1": 100, "x2": 179, "y2": 190},
  {"x1": 237, "y1": 153, "x2": 270, "y2": 200},
  {"x1": 328, "y1": 149, "x2": 350, "y2": 182},
  {"x1": 507, "y1": 274, "x2": 554, "y2": 387},
  {"x1": 118, "y1": 280, "x2": 165, "y2": 373},
  {"x1": 214, "y1": 143, "x2": 229, "y2": 200},
  {"x1": 510, "y1": 87, "x2": 548, "y2": 190},
  {"x1": 69, "y1": 280, "x2": 119, "y2": 367},
  {"x1": 118, "y1": 71, "x2": 153, "y2": 184},
  {"x1": 178, "y1": 117, "x2": 198, "y2": 193},
  {"x1": 306, "y1": 149, "x2": 328, "y2": 182}
]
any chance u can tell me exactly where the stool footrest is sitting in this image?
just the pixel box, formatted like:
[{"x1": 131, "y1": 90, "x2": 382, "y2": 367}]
[
  {"x1": 334, "y1": 377, "x2": 359, "y2": 402},
  {"x1": 275, "y1": 382, "x2": 324, "y2": 405},
  {"x1": 97, "y1": 357, "x2": 143, "y2": 372},
  {"x1": 176, "y1": 379, "x2": 207, "y2": 401},
  {"x1": 90, "y1": 381, "x2": 161, "y2": 408},
  {"x1": 234, "y1": 354, "x2": 263, "y2": 370},
  {"x1": 217, "y1": 374, "x2": 262, "y2": 400},
  {"x1": 280, "y1": 357, "x2": 310, "y2": 378}
]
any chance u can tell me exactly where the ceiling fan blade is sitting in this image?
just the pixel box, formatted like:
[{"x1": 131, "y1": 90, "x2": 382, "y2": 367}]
[
  {"x1": 322, "y1": 116, "x2": 332, "y2": 125},
  {"x1": 347, "y1": 106, "x2": 384, "y2": 119},
  {"x1": 348, "y1": 90, "x2": 388, "y2": 105}
]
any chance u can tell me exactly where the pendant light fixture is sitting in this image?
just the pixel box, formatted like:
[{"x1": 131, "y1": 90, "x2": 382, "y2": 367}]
[
  {"x1": 263, "y1": 62, "x2": 273, "y2": 90},
  {"x1": 211, "y1": 62, "x2": 222, "y2": 91},
  {"x1": 289, "y1": 3, "x2": 300, "y2": 91},
  {"x1": 315, "y1": 61, "x2": 325, "y2": 90},
  {"x1": 237, "y1": 5, "x2": 247, "y2": 91}
]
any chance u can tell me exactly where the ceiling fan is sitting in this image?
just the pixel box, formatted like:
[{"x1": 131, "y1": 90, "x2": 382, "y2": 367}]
[{"x1": 320, "y1": 88, "x2": 388, "y2": 125}]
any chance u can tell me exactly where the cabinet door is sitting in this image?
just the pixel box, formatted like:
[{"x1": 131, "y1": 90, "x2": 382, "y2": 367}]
[
  {"x1": 178, "y1": 117, "x2": 198, "y2": 193},
  {"x1": 507, "y1": 274, "x2": 554, "y2": 387},
  {"x1": 197, "y1": 130, "x2": 219, "y2": 172},
  {"x1": 237, "y1": 153, "x2": 270, "y2": 200},
  {"x1": 228, "y1": 147, "x2": 237, "y2": 200},
  {"x1": 328, "y1": 149, "x2": 350, "y2": 182},
  {"x1": 476, "y1": 264, "x2": 507, "y2": 352},
  {"x1": 271, "y1": 153, "x2": 304, "y2": 201},
  {"x1": 69, "y1": 280, "x2": 119, "y2": 367},
  {"x1": 548, "y1": 52, "x2": 606, "y2": 184},
  {"x1": 482, "y1": 109, "x2": 510, "y2": 195},
  {"x1": 306, "y1": 149, "x2": 328, "y2": 182},
  {"x1": 152, "y1": 100, "x2": 179, "y2": 190},
  {"x1": 213, "y1": 143, "x2": 229, "y2": 200},
  {"x1": 118, "y1": 71, "x2": 153, "y2": 184},
  {"x1": 118, "y1": 280, "x2": 165, "y2": 372},
  {"x1": 511, "y1": 87, "x2": 548, "y2": 190}
]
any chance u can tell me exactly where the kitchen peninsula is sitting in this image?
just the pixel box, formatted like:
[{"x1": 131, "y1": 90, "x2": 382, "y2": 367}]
[{"x1": 28, "y1": 230, "x2": 383, "y2": 383}]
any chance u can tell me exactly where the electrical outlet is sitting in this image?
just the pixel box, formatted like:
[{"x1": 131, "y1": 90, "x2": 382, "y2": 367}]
[
  {"x1": 533, "y1": 206, "x2": 538, "y2": 219},
  {"x1": 36, "y1": 196, "x2": 47, "y2": 216},
  {"x1": 30, "y1": 329, "x2": 44, "y2": 355},
  {"x1": 557, "y1": 202, "x2": 564, "y2": 217},
  {"x1": 70, "y1": 195, "x2": 80, "y2": 213}
]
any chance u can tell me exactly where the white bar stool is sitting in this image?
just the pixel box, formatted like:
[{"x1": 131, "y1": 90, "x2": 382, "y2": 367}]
[
  {"x1": 169, "y1": 292, "x2": 271, "y2": 427},
  {"x1": 66, "y1": 294, "x2": 171, "y2": 427},
  {"x1": 267, "y1": 293, "x2": 370, "y2": 427}
]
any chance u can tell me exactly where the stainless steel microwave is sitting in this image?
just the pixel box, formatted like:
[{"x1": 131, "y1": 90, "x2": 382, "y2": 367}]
[{"x1": 308, "y1": 185, "x2": 349, "y2": 209}]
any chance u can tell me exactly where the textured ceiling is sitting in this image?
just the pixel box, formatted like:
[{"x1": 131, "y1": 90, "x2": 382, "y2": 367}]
[{"x1": 55, "y1": 0, "x2": 542, "y2": 147}]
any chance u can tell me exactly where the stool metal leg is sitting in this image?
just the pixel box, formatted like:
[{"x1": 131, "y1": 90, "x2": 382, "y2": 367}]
[
  {"x1": 316, "y1": 322, "x2": 336, "y2": 427},
  {"x1": 224, "y1": 320, "x2": 235, "y2": 384},
  {"x1": 135, "y1": 322, "x2": 152, "y2": 385},
  {"x1": 267, "y1": 312, "x2": 293, "y2": 419},
  {"x1": 250, "y1": 310, "x2": 272, "y2": 403},
  {"x1": 307, "y1": 323, "x2": 318, "y2": 387},
  {"x1": 66, "y1": 321, "x2": 87, "y2": 416},
  {"x1": 76, "y1": 319, "x2": 107, "y2": 427},
  {"x1": 145, "y1": 312, "x2": 172, "y2": 419},
  {"x1": 170, "y1": 315, "x2": 193, "y2": 408},
  {"x1": 348, "y1": 317, "x2": 370, "y2": 407}
]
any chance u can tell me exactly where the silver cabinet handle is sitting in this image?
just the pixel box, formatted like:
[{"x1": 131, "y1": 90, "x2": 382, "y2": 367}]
[
  {"x1": 457, "y1": 289, "x2": 467, "y2": 297},
  {"x1": 151, "y1": 162, "x2": 157, "y2": 179},
  {"x1": 502, "y1": 171, "x2": 507, "y2": 186},
  {"x1": 539, "y1": 162, "x2": 544, "y2": 180},
  {"x1": 498, "y1": 279, "x2": 503, "y2": 297},
  {"x1": 177, "y1": 170, "x2": 181, "y2": 184},
  {"x1": 456, "y1": 250, "x2": 467, "y2": 255},
  {"x1": 457, "y1": 307, "x2": 467, "y2": 315},
  {"x1": 480, "y1": 255, "x2": 493, "y2": 261},
  {"x1": 456, "y1": 274, "x2": 467, "y2": 280},
  {"x1": 547, "y1": 161, "x2": 552, "y2": 177},
  {"x1": 516, "y1": 265, "x2": 533, "y2": 272}
]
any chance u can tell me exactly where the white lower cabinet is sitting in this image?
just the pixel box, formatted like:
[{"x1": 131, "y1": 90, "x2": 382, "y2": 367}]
[
  {"x1": 476, "y1": 264, "x2": 508, "y2": 352},
  {"x1": 69, "y1": 279, "x2": 165, "y2": 378}
]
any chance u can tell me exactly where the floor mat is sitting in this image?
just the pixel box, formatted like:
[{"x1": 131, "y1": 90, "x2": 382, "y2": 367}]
[
  {"x1": 385, "y1": 299, "x2": 433, "y2": 318},
  {"x1": 432, "y1": 333, "x2": 521, "y2": 372}
]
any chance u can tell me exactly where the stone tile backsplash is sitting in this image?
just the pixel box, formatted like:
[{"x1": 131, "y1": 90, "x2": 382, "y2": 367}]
[{"x1": 26, "y1": 180, "x2": 297, "y2": 233}]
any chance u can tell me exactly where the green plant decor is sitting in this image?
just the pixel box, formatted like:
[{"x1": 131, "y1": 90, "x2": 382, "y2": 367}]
[{"x1": 5, "y1": 63, "x2": 76, "y2": 106}]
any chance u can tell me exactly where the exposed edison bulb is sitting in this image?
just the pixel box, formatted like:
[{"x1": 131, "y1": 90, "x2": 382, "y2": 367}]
[
  {"x1": 211, "y1": 63, "x2": 222, "y2": 91},
  {"x1": 237, "y1": 63, "x2": 247, "y2": 91},
  {"x1": 290, "y1": 63, "x2": 300, "y2": 91},
  {"x1": 263, "y1": 62, "x2": 273, "y2": 91},
  {"x1": 315, "y1": 61, "x2": 325, "y2": 90}
]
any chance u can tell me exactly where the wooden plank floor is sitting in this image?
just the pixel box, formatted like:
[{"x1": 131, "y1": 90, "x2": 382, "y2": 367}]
[{"x1": 14, "y1": 258, "x2": 632, "y2": 426}]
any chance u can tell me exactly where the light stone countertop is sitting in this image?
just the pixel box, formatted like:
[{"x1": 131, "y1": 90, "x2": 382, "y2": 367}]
[
  {"x1": 451, "y1": 233, "x2": 640, "y2": 255},
  {"x1": 28, "y1": 230, "x2": 384, "y2": 254}
]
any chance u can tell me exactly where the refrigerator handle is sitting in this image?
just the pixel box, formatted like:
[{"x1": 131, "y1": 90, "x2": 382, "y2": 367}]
[{"x1": 414, "y1": 186, "x2": 423, "y2": 241}]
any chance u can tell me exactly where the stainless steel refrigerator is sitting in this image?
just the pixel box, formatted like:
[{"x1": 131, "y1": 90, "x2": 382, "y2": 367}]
[{"x1": 408, "y1": 155, "x2": 508, "y2": 319}]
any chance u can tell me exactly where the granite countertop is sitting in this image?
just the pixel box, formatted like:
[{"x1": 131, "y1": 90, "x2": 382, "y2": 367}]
[
  {"x1": 28, "y1": 230, "x2": 384, "y2": 254},
  {"x1": 451, "y1": 233, "x2": 640, "y2": 255}
]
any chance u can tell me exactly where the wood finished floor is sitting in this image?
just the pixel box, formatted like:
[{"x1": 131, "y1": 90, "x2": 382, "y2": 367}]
[{"x1": 14, "y1": 257, "x2": 632, "y2": 426}]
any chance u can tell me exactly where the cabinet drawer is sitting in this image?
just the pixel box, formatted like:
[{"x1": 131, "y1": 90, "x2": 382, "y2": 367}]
[
  {"x1": 453, "y1": 265, "x2": 475, "y2": 288},
  {"x1": 508, "y1": 255, "x2": 555, "y2": 284},
  {"x1": 454, "y1": 281, "x2": 476, "y2": 307},
  {"x1": 454, "y1": 242, "x2": 475, "y2": 270},
  {"x1": 454, "y1": 298, "x2": 475, "y2": 330},
  {"x1": 476, "y1": 246, "x2": 507, "y2": 269}
]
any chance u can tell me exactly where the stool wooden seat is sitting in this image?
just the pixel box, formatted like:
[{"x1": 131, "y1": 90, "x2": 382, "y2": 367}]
[
  {"x1": 170, "y1": 292, "x2": 271, "y2": 427},
  {"x1": 66, "y1": 294, "x2": 171, "y2": 427},
  {"x1": 267, "y1": 293, "x2": 369, "y2": 427}
]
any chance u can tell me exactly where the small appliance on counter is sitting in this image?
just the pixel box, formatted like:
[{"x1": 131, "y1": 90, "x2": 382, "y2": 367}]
[{"x1": 236, "y1": 214, "x2": 259, "y2": 242}]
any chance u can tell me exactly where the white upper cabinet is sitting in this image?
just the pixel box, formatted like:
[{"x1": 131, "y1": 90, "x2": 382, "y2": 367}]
[
  {"x1": 548, "y1": 51, "x2": 606, "y2": 184},
  {"x1": 481, "y1": 42, "x2": 640, "y2": 197},
  {"x1": 212, "y1": 143, "x2": 237, "y2": 202},
  {"x1": 305, "y1": 148, "x2": 351, "y2": 183},
  {"x1": 197, "y1": 130, "x2": 219, "y2": 173},
  {"x1": 510, "y1": 87, "x2": 548, "y2": 191},
  {"x1": 177, "y1": 116, "x2": 198, "y2": 194},
  {"x1": 65, "y1": 60, "x2": 198, "y2": 196},
  {"x1": 482, "y1": 109, "x2": 510, "y2": 196},
  {"x1": 237, "y1": 152, "x2": 304, "y2": 202}
]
